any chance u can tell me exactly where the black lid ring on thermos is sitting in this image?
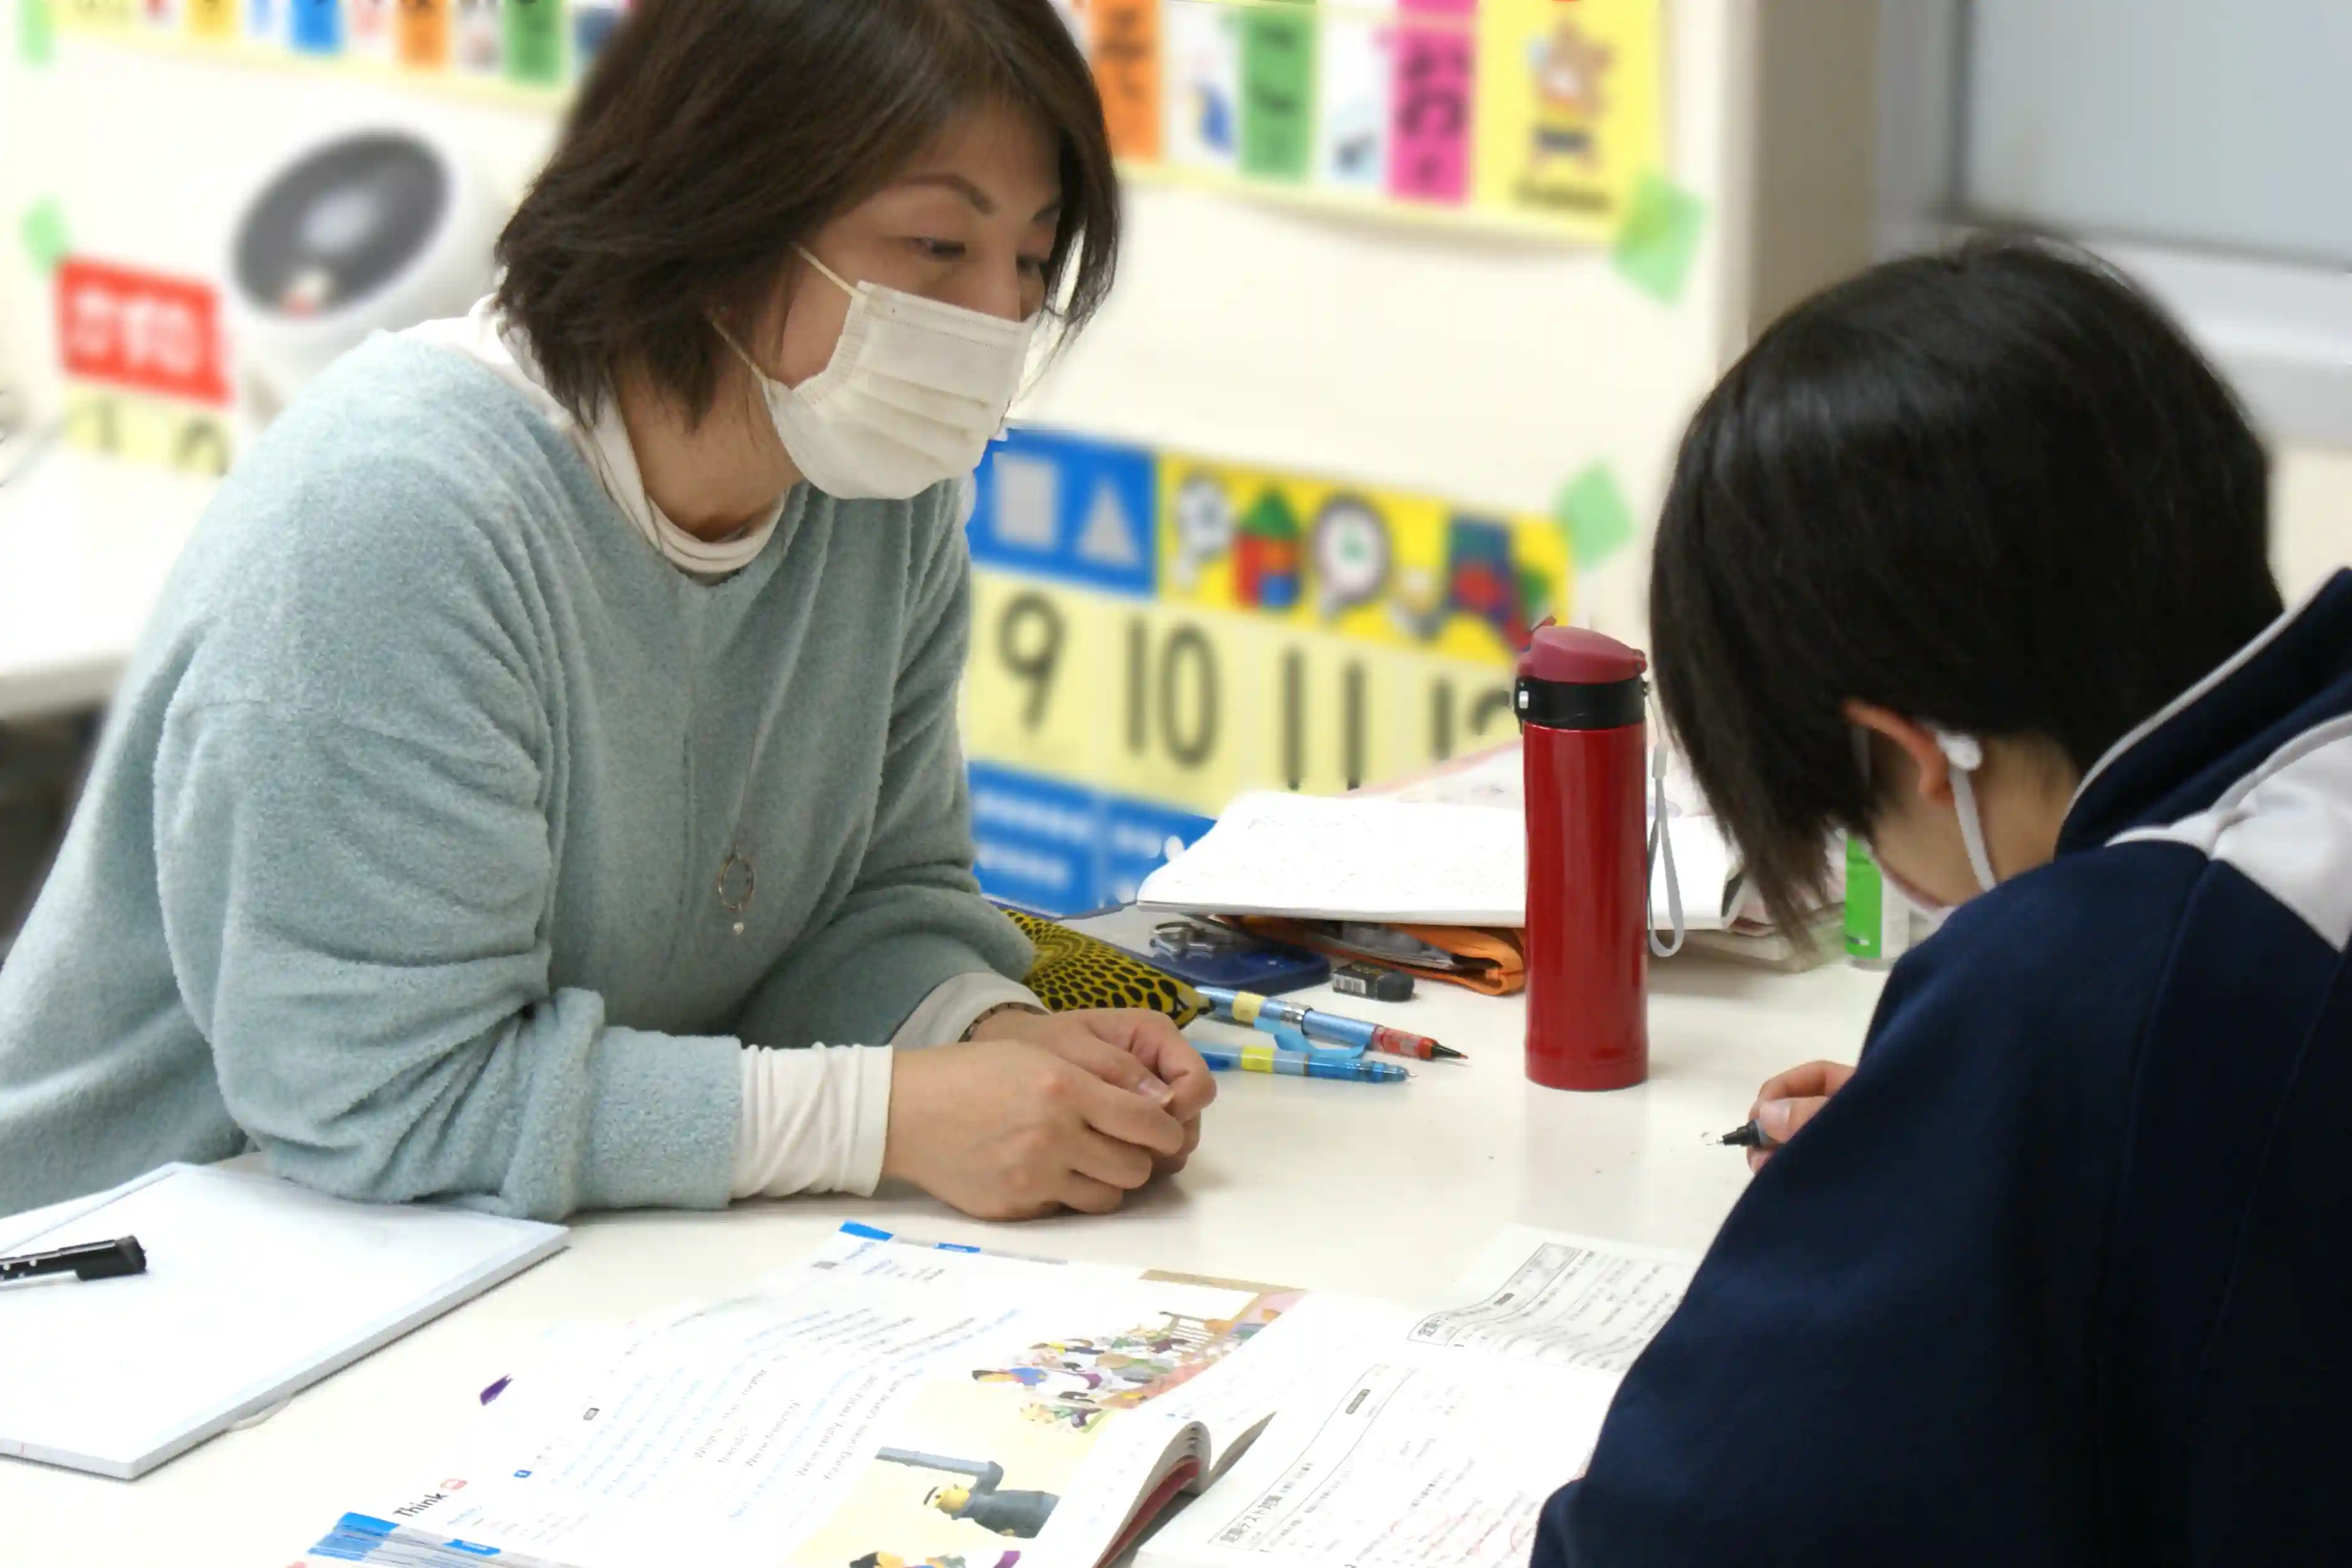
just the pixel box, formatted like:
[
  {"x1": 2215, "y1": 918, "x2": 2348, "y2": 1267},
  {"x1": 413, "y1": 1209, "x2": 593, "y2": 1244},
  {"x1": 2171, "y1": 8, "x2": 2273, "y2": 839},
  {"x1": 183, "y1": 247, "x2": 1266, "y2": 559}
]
[{"x1": 1513, "y1": 674, "x2": 1646, "y2": 731}]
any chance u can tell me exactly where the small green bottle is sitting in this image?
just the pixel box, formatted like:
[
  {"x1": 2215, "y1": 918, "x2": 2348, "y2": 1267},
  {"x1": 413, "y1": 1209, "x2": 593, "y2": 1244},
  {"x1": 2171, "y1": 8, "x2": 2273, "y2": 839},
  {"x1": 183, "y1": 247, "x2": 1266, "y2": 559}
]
[{"x1": 1844, "y1": 834, "x2": 1908, "y2": 967}]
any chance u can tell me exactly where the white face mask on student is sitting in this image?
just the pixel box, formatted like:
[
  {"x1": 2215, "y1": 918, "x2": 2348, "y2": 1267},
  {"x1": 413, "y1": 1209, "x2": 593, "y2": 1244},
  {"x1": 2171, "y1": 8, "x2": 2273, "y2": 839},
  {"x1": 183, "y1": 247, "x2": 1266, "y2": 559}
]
[
  {"x1": 1860, "y1": 726, "x2": 2001, "y2": 924},
  {"x1": 718, "y1": 246, "x2": 1036, "y2": 501}
]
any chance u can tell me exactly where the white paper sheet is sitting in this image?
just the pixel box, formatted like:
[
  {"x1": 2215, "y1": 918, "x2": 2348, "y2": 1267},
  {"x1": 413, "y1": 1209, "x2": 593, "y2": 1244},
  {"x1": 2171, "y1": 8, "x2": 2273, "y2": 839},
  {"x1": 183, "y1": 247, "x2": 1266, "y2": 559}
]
[
  {"x1": 1155, "y1": 1358, "x2": 1607, "y2": 1568},
  {"x1": 0, "y1": 1163, "x2": 565, "y2": 1479},
  {"x1": 1135, "y1": 789, "x2": 1734, "y2": 928},
  {"x1": 1406, "y1": 1226, "x2": 1697, "y2": 1374}
]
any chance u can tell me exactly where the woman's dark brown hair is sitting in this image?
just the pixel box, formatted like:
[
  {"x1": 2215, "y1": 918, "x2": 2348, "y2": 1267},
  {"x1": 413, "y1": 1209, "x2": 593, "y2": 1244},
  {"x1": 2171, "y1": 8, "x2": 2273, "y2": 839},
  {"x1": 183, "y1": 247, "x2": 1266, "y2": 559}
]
[{"x1": 496, "y1": 0, "x2": 1120, "y2": 425}]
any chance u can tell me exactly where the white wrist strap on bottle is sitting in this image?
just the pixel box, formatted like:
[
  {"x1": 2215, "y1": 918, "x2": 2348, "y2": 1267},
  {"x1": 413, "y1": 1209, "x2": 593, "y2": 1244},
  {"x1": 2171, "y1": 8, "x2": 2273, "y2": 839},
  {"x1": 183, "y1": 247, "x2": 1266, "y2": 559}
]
[{"x1": 1646, "y1": 730, "x2": 1686, "y2": 958}]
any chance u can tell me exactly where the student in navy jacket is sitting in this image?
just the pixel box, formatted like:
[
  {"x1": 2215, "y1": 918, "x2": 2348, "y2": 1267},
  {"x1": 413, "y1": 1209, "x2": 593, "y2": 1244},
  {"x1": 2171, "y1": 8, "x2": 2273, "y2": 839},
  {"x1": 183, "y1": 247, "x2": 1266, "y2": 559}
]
[{"x1": 1537, "y1": 240, "x2": 2352, "y2": 1564}]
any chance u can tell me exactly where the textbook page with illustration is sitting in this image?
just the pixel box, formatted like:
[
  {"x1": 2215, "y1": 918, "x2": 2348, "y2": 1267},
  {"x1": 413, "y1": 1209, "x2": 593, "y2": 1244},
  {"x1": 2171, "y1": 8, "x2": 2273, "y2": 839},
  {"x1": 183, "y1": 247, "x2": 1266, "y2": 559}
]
[
  {"x1": 1136, "y1": 1226, "x2": 1697, "y2": 1568},
  {"x1": 290, "y1": 1232, "x2": 1318, "y2": 1568},
  {"x1": 289, "y1": 1226, "x2": 1692, "y2": 1568}
]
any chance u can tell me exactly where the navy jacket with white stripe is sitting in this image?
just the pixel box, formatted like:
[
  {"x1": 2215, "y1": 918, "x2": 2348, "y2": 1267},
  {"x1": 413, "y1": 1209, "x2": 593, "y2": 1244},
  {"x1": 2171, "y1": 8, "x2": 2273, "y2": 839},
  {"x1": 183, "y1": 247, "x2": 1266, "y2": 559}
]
[{"x1": 1537, "y1": 571, "x2": 2352, "y2": 1566}]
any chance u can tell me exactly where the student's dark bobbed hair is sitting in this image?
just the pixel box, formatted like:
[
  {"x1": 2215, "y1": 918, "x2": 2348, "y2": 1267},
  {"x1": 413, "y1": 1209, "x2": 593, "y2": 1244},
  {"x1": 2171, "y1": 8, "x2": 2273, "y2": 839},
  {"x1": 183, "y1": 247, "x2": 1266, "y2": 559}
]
[
  {"x1": 1651, "y1": 239, "x2": 2280, "y2": 934},
  {"x1": 496, "y1": 0, "x2": 1120, "y2": 427}
]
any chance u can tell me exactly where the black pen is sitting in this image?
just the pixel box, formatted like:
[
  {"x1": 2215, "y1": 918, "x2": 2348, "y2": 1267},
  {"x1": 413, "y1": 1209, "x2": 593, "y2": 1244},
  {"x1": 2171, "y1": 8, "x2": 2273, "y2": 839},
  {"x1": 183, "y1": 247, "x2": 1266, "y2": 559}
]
[
  {"x1": 0, "y1": 1235, "x2": 147, "y2": 1285},
  {"x1": 1712, "y1": 1120, "x2": 1780, "y2": 1152}
]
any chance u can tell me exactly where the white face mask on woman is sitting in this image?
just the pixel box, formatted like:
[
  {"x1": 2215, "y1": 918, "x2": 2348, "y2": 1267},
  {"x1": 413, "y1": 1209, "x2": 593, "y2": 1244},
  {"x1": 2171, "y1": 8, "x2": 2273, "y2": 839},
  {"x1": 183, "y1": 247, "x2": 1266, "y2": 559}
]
[{"x1": 718, "y1": 246, "x2": 1036, "y2": 501}]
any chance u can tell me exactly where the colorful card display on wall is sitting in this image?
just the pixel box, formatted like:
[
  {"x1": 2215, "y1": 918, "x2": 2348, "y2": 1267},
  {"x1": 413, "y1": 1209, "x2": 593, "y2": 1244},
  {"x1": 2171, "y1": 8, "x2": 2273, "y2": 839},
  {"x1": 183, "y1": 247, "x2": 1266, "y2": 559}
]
[
  {"x1": 48, "y1": 0, "x2": 1662, "y2": 240},
  {"x1": 1131, "y1": 0, "x2": 1665, "y2": 240},
  {"x1": 962, "y1": 425, "x2": 1570, "y2": 912},
  {"x1": 50, "y1": 0, "x2": 630, "y2": 88}
]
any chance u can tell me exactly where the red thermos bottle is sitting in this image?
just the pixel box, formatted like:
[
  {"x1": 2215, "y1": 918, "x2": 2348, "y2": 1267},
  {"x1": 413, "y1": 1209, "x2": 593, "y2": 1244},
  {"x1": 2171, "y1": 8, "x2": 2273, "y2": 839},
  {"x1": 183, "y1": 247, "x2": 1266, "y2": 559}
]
[{"x1": 1516, "y1": 625, "x2": 1651, "y2": 1091}]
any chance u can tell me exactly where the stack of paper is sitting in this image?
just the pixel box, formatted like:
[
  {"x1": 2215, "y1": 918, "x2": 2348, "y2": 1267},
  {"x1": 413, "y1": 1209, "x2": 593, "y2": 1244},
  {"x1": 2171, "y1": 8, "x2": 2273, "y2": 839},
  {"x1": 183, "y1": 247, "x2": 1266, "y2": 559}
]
[
  {"x1": 1138, "y1": 742, "x2": 1837, "y2": 951},
  {"x1": 1136, "y1": 785, "x2": 1740, "y2": 930},
  {"x1": 1140, "y1": 792, "x2": 1533, "y2": 926}
]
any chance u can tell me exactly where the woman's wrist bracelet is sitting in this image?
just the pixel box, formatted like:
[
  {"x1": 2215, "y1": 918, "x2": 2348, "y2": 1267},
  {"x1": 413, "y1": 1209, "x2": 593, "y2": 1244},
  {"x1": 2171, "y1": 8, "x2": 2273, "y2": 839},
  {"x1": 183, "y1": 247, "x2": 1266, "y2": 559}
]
[{"x1": 960, "y1": 1001, "x2": 1049, "y2": 1042}]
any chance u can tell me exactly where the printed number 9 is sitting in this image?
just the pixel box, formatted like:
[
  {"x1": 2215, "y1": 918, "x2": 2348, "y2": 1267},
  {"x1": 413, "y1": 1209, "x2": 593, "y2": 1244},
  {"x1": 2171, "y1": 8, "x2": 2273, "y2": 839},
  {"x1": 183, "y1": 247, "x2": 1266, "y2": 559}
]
[{"x1": 999, "y1": 592, "x2": 1066, "y2": 729}]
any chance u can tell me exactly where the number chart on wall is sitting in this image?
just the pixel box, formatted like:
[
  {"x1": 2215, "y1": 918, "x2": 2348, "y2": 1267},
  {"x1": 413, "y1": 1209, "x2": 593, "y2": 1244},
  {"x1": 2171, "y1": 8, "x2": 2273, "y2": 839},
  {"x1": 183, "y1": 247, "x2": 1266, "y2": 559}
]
[{"x1": 963, "y1": 426, "x2": 1569, "y2": 915}]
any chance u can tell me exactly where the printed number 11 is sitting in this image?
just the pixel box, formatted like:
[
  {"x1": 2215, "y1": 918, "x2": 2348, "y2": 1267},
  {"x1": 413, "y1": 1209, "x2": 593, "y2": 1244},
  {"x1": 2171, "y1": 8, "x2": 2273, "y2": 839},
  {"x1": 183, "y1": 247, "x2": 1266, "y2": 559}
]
[{"x1": 1281, "y1": 650, "x2": 1368, "y2": 792}]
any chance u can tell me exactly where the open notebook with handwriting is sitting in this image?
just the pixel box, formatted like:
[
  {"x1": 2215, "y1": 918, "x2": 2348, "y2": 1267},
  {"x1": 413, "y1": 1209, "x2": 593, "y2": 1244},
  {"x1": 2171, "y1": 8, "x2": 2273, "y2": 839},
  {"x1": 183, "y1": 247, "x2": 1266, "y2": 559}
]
[{"x1": 291, "y1": 1225, "x2": 1692, "y2": 1568}]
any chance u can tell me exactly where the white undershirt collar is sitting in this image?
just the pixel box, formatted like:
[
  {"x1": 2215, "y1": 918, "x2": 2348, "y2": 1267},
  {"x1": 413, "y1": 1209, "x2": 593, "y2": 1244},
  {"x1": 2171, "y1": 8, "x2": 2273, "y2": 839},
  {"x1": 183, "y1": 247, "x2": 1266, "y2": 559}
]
[{"x1": 404, "y1": 296, "x2": 783, "y2": 582}]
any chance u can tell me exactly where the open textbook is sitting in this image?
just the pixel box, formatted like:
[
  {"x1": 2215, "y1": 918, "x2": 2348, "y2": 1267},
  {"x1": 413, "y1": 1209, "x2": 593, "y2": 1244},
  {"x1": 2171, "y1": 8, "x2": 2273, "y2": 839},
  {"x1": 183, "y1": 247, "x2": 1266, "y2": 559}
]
[{"x1": 291, "y1": 1226, "x2": 1694, "y2": 1568}]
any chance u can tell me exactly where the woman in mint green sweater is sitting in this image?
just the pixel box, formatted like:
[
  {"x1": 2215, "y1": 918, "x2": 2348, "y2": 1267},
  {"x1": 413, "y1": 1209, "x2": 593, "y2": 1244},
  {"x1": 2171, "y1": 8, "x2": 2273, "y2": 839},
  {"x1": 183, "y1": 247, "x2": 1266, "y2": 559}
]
[{"x1": 0, "y1": 0, "x2": 1211, "y2": 1222}]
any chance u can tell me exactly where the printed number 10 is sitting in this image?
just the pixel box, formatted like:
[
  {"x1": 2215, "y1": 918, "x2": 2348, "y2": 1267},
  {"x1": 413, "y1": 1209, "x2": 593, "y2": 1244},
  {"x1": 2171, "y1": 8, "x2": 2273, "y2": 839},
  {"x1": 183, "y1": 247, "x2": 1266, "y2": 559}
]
[{"x1": 1127, "y1": 618, "x2": 1219, "y2": 770}]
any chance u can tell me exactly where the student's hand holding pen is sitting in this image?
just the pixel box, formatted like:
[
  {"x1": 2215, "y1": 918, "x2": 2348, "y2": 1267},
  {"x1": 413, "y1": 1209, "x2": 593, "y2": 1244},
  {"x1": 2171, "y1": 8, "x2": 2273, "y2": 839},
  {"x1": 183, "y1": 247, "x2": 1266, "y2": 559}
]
[{"x1": 1742, "y1": 1060, "x2": 1856, "y2": 1171}]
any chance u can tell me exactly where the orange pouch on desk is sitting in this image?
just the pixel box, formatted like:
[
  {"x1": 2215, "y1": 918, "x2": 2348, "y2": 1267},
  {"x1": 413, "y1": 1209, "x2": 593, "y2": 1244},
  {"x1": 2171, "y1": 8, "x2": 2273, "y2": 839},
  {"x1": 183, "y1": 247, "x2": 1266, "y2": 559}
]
[{"x1": 1234, "y1": 918, "x2": 1526, "y2": 997}]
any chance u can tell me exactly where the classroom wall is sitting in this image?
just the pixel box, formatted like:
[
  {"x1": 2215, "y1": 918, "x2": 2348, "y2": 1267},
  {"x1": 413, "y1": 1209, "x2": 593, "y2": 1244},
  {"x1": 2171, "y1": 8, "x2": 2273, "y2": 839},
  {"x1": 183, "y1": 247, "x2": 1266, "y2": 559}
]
[
  {"x1": 1, "y1": 0, "x2": 1764, "y2": 913},
  {"x1": 4, "y1": 0, "x2": 2339, "y2": 917},
  {"x1": 5, "y1": 1, "x2": 2343, "y2": 605},
  {"x1": 1016, "y1": 0, "x2": 1751, "y2": 642},
  {"x1": 0, "y1": 26, "x2": 562, "y2": 415},
  {"x1": 0, "y1": 1, "x2": 1744, "y2": 640},
  {"x1": 2277, "y1": 446, "x2": 2352, "y2": 602},
  {"x1": 1743, "y1": 0, "x2": 1874, "y2": 334}
]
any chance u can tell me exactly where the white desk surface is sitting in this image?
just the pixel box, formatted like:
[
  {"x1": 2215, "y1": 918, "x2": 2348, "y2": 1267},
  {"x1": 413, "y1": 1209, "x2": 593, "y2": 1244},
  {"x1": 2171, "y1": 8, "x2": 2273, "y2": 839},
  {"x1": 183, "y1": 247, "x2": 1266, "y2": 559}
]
[
  {"x1": 0, "y1": 956, "x2": 1886, "y2": 1567},
  {"x1": 0, "y1": 447, "x2": 214, "y2": 722}
]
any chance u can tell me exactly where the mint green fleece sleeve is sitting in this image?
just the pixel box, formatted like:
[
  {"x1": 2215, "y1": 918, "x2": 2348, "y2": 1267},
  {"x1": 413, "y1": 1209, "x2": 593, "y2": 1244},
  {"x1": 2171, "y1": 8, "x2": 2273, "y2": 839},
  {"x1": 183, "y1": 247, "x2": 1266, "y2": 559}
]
[
  {"x1": 152, "y1": 710, "x2": 737, "y2": 1222},
  {"x1": 135, "y1": 398, "x2": 746, "y2": 1221},
  {"x1": 730, "y1": 487, "x2": 1034, "y2": 1051}
]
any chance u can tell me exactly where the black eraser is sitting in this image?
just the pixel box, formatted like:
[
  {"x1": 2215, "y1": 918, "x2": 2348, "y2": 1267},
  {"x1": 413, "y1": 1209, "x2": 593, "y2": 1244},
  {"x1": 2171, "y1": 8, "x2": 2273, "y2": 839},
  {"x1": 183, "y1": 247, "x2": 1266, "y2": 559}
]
[{"x1": 1333, "y1": 961, "x2": 1415, "y2": 1001}]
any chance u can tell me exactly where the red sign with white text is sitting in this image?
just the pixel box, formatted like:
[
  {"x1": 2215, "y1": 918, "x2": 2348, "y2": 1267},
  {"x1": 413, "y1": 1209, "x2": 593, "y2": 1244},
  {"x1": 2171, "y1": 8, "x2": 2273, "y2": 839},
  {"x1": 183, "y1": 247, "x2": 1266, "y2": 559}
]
[{"x1": 55, "y1": 258, "x2": 231, "y2": 407}]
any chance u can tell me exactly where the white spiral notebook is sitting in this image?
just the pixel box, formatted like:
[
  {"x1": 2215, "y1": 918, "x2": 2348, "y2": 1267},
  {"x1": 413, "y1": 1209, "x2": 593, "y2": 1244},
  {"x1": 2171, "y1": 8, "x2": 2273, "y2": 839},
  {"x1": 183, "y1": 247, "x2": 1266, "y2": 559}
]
[{"x1": 0, "y1": 1163, "x2": 567, "y2": 1479}]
